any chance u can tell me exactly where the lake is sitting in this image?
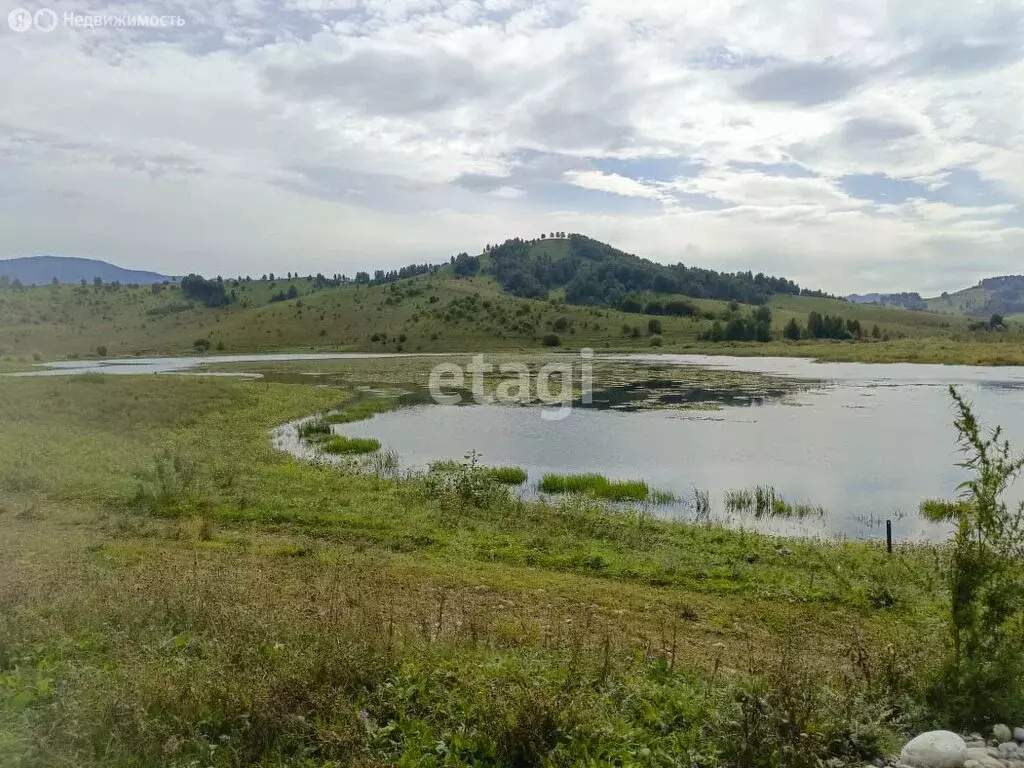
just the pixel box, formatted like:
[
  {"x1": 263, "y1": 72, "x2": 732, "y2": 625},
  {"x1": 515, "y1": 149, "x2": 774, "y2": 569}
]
[
  {"x1": 325, "y1": 354, "x2": 1024, "y2": 541},
  {"x1": 15, "y1": 351, "x2": 1024, "y2": 541}
]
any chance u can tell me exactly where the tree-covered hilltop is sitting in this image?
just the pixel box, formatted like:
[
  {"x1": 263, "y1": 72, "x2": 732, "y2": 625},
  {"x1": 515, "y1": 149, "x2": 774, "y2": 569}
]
[{"x1": 479, "y1": 234, "x2": 827, "y2": 307}]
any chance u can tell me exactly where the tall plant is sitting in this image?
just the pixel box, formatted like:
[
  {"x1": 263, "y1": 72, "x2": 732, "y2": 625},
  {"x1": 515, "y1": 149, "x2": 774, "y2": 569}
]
[{"x1": 930, "y1": 386, "x2": 1024, "y2": 725}]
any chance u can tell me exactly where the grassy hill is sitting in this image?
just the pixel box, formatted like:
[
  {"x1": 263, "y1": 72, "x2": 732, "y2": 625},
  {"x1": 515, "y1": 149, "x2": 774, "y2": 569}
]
[
  {"x1": 1, "y1": 238, "x2": 1022, "y2": 366},
  {"x1": 924, "y1": 276, "x2": 1024, "y2": 318}
]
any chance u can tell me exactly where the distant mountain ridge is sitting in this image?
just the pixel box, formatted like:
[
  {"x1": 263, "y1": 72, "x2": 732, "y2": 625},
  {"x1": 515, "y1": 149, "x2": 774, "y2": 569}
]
[
  {"x1": 0, "y1": 256, "x2": 171, "y2": 286},
  {"x1": 849, "y1": 275, "x2": 1024, "y2": 317},
  {"x1": 846, "y1": 292, "x2": 926, "y2": 310}
]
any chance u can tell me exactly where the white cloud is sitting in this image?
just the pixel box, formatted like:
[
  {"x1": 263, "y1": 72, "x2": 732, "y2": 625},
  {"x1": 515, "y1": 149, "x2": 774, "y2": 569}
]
[
  {"x1": 1, "y1": 0, "x2": 1023, "y2": 293},
  {"x1": 564, "y1": 170, "x2": 661, "y2": 199}
]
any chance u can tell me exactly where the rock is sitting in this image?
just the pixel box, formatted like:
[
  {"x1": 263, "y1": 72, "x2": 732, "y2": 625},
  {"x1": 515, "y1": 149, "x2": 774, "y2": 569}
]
[
  {"x1": 994, "y1": 725, "x2": 1013, "y2": 744},
  {"x1": 1015, "y1": 728, "x2": 1024, "y2": 743},
  {"x1": 966, "y1": 748, "x2": 998, "y2": 760},
  {"x1": 965, "y1": 748, "x2": 1004, "y2": 768},
  {"x1": 900, "y1": 731, "x2": 968, "y2": 768},
  {"x1": 967, "y1": 741, "x2": 987, "y2": 749},
  {"x1": 999, "y1": 742, "x2": 1019, "y2": 758}
]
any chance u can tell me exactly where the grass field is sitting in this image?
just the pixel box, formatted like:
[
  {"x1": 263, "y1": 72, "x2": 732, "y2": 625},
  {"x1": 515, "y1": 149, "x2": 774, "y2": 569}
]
[
  {"x1": 0, "y1": 368, "x2": 978, "y2": 766},
  {"x1": 1, "y1": 271, "x2": 1020, "y2": 366}
]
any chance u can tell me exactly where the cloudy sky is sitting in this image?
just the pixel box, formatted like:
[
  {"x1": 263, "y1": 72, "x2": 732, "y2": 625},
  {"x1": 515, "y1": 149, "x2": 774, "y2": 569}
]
[{"x1": 1, "y1": 0, "x2": 1022, "y2": 294}]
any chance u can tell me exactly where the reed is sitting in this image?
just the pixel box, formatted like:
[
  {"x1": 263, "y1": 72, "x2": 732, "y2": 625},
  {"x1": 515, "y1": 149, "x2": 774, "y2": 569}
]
[
  {"x1": 539, "y1": 472, "x2": 650, "y2": 502},
  {"x1": 321, "y1": 435, "x2": 381, "y2": 454}
]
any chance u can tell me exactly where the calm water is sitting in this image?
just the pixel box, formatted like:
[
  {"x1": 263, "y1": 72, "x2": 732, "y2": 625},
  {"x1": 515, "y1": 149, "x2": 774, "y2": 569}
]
[
  {"x1": 330, "y1": 355, "x2": 1024, "y2": 541},
  {"x1": 10, "y1": 352, "x2": 430, "y2": 377},
  {"x1": 16, "y1": 351, "x2": 1024, "y2": 541}
]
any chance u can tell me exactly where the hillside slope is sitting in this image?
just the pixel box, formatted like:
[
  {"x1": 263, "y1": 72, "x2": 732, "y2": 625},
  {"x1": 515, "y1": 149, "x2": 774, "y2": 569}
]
[
  {"x1": 1, "y1": 265, "x2": 1018, "y2": 366},
  {"x1": 925, "y1": 276, "x2": 1024, "y2": 317},
  {"x1": 476, "y1": 234, "x2": 822, "y2": 306},
  {"x1": 0, "y1": 256, "x2": 171, "y2": 286}
]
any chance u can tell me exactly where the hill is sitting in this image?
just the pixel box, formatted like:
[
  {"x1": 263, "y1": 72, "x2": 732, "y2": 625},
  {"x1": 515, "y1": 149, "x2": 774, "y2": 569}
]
[
  {"x1": 0, "y1": 256, "x2": 171, "y2": 286},
  {"x1": 847, "y1": 275, "x2": 1024, "y2": 318},
  {"x1": 475, "y1": 234, "x2": 826, "y2": 306},
  {"x1": 925, "y1": 276, "x2": 1024, "y2": 317},
  {"x1": 0, "y1": 235, "x2": 1020, "y2": 366}
]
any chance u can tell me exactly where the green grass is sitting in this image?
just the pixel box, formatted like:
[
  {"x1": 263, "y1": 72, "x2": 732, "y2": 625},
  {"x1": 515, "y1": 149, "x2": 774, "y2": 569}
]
[
  {"x1": 487, "y1": 466, "x2": 528, "y2": 485},
  {"x1": 0, "y1": 372, "x2": 993, "y2": 766},
  {"x1": 295, "y1": 417, "x2": 331, "y2": 439},
  {"x1": 324, "y1": 396, "x2": 401, "y2": 424},
  {"x1": 539, "y1": 472, "x2": 653, "y2": 501},
  {"x1": 431, "y1": 460, "x2": 528, "y2": 485},
  {"x1": 724, "y1": 486, "x2": 825, "y2": 519},
  {"x1": 320, "y1": 434, "x2": 381, "y2": 454}
]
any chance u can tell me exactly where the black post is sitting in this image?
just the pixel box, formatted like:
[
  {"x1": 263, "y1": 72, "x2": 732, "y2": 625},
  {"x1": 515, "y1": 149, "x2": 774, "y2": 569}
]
[{"x1": 886, "y1": 519, "x2": 893, "y2": 554}]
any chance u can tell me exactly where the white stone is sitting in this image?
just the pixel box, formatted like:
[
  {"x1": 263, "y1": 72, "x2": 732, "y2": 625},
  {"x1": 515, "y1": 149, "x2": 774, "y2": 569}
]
[
  {"x1": 900, "y1": 731, "x2": 968, "y2": 768},
  {"x1": 994, "y1": 725, "x2": 1013, "y2": 743},
  {"x1": 1015, "y1": 728, "x2": 1024, "y2": 743},
  {"x1": 999, "y1": 742, "x2": 1019, "y2": 757},
  {"x1": 964, "y1": 749, "x2": 1004, "y2": 768}
]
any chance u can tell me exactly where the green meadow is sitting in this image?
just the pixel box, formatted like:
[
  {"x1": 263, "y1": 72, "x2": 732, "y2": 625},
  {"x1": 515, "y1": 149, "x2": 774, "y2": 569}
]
[{"x1": 3, "y1": 366, "x2": 1022, "y2": 766}]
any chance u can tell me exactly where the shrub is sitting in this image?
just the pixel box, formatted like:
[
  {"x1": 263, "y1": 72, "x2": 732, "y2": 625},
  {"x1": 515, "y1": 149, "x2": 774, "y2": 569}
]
[
  {"x1": 649, "y1": 335, "x2": 663, "y2": 347},
  {"x1": 422, "y1": 451, "x2": 510, "y2": 509},
  {"x1": 927, "y1": 387, "x2": 1024, "y2": 726},
  {"x1": 541, "y1": 333, "x2": 561, "y2": 347},
  {"x1": 95, "y1": 345, "x2": 108, "y2": 357},
  {"x1": 193, "y1": 338, "x2": 211, "y2": 352},
  {"x1": 647, "y1": 318, "x2": 663, "y2": 335}
]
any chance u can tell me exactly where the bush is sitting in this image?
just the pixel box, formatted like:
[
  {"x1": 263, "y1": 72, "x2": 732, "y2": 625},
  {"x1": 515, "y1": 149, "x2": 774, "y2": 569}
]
[
  {"x1": 541, "y1": 333, "x2": 561, "y2": 347},
  {"x1": 422, "y1": 451, "x2": 511, "y2": 509},
  {"x1": 95, "y1": 345, "x2": 108, "y2": 357},
  {"x1": 193, "y1": 338, "x2": 211, "y2": 352},
  {"x1": 927, "y1": 387, "x2": 1024, "y2": 726},
  {"x1": 649, "y1": 335, "x2": 663, "y2": 347},
  {"x1": 647, "y1": 318, "x2": 663, "y2": 335}
]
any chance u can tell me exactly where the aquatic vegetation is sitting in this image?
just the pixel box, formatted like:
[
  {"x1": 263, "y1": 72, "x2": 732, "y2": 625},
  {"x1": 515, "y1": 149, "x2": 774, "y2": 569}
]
[
  {"x1": 321, "y1": 435, "x2": 381, "y2": 454},
  {"x1": 539, "y1": 472, "x2": 651, "y2": 502},
  {"x1": 485, "y1": 465, "x2": 528, "y2": 485},
  {"x1": 649, "y1": 488, "x2": 680, "y2": 504},
  {"x1": 724, "y1": 485, "x2": 825, "y2": 519},
  {"x1": 692, "y1": 487, "x2": 711, "y2": 521},
  {"x1": 429, "y1": 459, "x2": 527, "y2": 485},
  {"x1": 367, "y1": 448, "x2": 400, "y2": 477},
  {"x1": 324, "y1": 396, "x2": 400, "y2": 424},
  {"x1": 296, "y1": 417, "x2": 332, "y2": 440}
]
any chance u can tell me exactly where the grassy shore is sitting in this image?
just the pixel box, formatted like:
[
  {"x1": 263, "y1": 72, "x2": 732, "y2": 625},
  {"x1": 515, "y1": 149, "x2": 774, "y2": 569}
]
[{"x1": 0, "y1": 372, "x2": 967, "y2": 766}]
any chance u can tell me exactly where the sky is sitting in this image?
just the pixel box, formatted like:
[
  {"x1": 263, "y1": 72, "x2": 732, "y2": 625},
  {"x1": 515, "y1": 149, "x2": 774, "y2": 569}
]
[{"x1": 1, "y1": 0, "x2": 1022, "y2": 295}]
